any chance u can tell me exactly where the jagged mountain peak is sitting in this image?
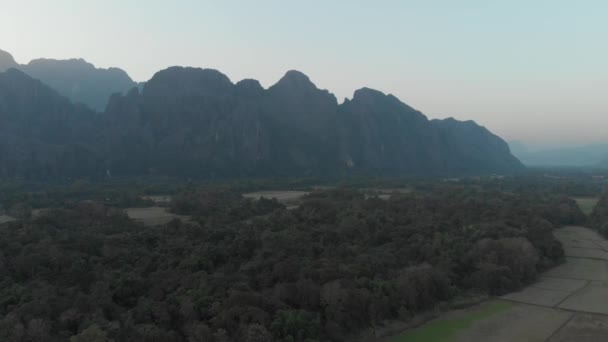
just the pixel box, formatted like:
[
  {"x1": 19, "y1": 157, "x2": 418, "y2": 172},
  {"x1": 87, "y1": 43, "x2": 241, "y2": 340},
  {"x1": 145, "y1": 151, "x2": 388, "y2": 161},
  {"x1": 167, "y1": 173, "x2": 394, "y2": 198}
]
[
  {"x1": 271, "y1": 70, "x2": 318, "y2": 90},
  {"x1": 347, "y1": 87, "x2": 421, "y2": 122},
  {"x1": 144, "y1": 66, "x2": 233, "y2": 97},
  {"x1": 150, "y1": 66, "x2": 232, "y2": 83},
  {"x1": 352, "y1": 87, "x2": 385, "y2": 98},
  {"x1": 268, "y1": 70, "x2": 338, "y2": 108},
  {"x1": 27, "y1": 57, "x2": 95, "y2": 69},
  {"x1": 280, "y1": 69, "x2": 312, "y2": 82},
  {"x1": 0, "y1": 49, "x2": 18, "y2": 72},
  {"x1": 235, "y1": 79, "x2": 264, "y2": 96}
]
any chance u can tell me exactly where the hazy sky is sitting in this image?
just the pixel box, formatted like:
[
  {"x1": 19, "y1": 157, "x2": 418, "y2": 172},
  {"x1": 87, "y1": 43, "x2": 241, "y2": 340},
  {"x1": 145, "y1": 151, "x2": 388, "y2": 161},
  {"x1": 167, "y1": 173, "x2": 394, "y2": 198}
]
[{"x1": 1, "y1": 0, "x2": 607, "y2": 146}]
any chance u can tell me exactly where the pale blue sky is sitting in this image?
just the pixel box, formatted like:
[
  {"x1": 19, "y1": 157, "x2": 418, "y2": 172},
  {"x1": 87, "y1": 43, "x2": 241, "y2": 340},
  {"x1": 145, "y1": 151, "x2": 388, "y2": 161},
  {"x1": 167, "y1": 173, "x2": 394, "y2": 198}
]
[{"x1": 1, "y1": 0, "x2": 607, "y2": 145}]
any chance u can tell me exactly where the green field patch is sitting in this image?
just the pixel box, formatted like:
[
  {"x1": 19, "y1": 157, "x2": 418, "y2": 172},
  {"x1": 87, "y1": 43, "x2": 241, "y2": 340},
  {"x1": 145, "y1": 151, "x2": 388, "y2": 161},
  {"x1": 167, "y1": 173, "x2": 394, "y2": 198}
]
[
  {"x1": 574, "y1": 197, "x2": 599, "y2": 216},
  {"x1": 390, "y1": 301, "x2": 513, "y2": 342}
]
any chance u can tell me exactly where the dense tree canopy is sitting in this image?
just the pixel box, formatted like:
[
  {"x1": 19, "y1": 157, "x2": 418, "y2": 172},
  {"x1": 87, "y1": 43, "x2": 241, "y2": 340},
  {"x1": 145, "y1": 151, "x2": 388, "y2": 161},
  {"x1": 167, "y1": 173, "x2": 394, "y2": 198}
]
[
  {"x1": 0, "y1": 182, "x2": 584, "y2": 341},
  {"x1": 590, "y1": 191, "x2": 608, "y2": 236}
]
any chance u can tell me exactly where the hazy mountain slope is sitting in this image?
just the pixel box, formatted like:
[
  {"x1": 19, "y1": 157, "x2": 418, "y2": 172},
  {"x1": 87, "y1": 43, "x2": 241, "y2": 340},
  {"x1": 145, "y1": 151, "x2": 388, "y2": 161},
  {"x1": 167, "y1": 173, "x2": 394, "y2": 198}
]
[
  {"x1": 0, "y1": 67, "x2": 524, "y2": 179},
  {"x1": 337, "y1": 88, "x2": 443, "y2": 175},
  {"x1": 0, "y1": 69, "x2": 99, "y2": 178},
  {"x1": 0, "y1": 49, "x2": 18, "y2": 72},
  {"x1": 0, "y1": 48, "x2": 137, "y2": 111},
  {"x1": 434, "y1": 118, "x2": 523, "y2": 174}
]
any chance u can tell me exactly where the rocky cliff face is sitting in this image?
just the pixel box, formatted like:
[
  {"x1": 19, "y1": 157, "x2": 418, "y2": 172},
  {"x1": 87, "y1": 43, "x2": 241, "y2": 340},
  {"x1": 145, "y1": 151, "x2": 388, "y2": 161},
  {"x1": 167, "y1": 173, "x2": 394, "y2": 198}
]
[
  {"x1": 0, "y1": 49, "x2": 137, "y2": 111},
  {"x1": 432, "y1": 118, "x2": 524, "y2": 174},
  {"x1": 0, "y1": 66, "x2": 524, "y2": 179},
  {"x1": 337, "y1": 88, "x2": 443, "y2": 175}
]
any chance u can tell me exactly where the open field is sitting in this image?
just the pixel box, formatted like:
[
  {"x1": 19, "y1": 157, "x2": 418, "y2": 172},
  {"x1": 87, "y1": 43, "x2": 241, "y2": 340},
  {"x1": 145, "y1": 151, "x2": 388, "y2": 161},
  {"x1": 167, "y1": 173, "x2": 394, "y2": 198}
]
[
  {"x1": 388, "y1": 301, "x2": 513, "y2": 342},
  {"x1": 549, "y1": 313, "x2": 608, "y2": 341},
  {"x1": 125, "y1": 207, "x2": 191, "y2": 226},
  {"x1": 573, "y1": 197, "x2": 599, "y2": 215},
  {"x1": 141, "y1": 195, "x2": 173, "y2": 205},
  {"x1": 451, "y1": 302, "x2": 572, "y2": 342},
  {"x1": 242, "y1": 188, "x2": 412, "y2": 206},
  {"x1": 385, "y1": 226, "x2": 608, "y2": 342},
  {"x1": 242, "y1": 190, "x2": 309, "y2": 208}
]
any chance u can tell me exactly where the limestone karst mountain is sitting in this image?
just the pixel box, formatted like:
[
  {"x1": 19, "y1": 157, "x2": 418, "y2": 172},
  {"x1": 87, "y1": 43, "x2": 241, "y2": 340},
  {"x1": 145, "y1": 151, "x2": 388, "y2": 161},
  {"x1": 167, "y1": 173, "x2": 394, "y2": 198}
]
[{"x1": 0, "y1": 66, "x2": 524, "y2": 179}]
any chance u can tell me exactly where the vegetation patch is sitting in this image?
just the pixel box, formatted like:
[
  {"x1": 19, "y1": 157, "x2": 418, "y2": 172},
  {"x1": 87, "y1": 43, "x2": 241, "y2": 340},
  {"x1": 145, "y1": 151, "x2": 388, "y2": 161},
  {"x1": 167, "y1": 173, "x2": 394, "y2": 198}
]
[
  {"x1": 574, "y1": 197, "x2": 599, "y2": 216},
  {"x1": 125, "y1": 206, "x2": 191, "y2": 226},
  {"x1": 389, "y1": 301, "x2": 513, "y2": 342}
]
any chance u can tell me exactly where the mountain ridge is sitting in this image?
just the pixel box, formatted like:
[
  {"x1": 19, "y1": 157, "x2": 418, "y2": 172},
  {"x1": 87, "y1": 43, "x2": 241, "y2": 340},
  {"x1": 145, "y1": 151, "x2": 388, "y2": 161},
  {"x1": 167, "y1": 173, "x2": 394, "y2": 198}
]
[
  {"x1": 0, "y1": 48, "x2": 138, "y2": 111},
  {"x1": 0, "y1": 64, "x2": 524, "y2": 179}
]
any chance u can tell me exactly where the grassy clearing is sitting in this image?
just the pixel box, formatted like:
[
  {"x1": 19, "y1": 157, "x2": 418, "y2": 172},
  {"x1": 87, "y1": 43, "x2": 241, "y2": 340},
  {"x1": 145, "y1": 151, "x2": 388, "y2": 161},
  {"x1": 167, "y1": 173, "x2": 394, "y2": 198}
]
[
  {"x1": 389, "y1": 301, "x2": 513, "y2": 342},
  {"x1": 125, "y1": 207, "x2": 191, "y2": 226},
  {"x1": 574, "y1": 197, "x2": 599, "y2": 216}
]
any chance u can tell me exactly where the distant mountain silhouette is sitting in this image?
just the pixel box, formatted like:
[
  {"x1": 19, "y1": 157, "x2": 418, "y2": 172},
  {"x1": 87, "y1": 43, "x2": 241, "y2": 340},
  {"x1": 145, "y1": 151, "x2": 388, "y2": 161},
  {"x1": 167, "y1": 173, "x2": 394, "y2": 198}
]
[
  {"x1": 0, "y1": 49, "x2": 137, "y2": 111},
  {"x1": 0, "y1": 49, "x2": 18, "y2": 71},
  {"x1": 0, "y1": 69, "x2": 98, "y2": 178},
  {"x1": 509, "y1": 141, "x2": 608, "y2": 167},
  {"x1": 0, "y1": 66, "x2": 524, "y2": 179}
]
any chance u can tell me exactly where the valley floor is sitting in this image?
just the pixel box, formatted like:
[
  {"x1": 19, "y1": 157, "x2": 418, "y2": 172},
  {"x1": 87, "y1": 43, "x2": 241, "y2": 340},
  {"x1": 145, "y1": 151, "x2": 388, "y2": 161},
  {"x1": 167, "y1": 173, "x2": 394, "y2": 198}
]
[{"x1": 388, "y1": 226, "x2": 608, "y2": 342}]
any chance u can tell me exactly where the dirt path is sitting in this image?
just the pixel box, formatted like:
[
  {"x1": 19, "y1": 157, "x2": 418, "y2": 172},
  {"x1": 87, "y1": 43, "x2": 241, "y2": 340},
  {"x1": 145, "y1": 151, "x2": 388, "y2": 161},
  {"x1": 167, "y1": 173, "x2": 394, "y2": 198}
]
[{"x1": 391, "y1": 226, "x2": 608, "y2": 341}]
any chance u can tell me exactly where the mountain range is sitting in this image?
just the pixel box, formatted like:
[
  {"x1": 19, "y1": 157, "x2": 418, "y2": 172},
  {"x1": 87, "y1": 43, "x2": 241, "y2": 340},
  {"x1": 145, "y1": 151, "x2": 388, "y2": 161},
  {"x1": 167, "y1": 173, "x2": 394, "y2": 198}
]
[
  {"x1": 0, "y1": 49, "x2": 137, "y2": 111},
  {"x1": 0, "y1": 49, "x2": 524, "y2": 179}
]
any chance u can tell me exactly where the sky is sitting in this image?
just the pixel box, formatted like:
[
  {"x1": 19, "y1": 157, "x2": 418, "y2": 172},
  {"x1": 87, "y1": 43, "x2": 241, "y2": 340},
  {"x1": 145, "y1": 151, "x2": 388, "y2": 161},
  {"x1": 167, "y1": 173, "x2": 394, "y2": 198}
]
[{"x1": 1, "y1": 0, "x2": 607, "y2": 146}]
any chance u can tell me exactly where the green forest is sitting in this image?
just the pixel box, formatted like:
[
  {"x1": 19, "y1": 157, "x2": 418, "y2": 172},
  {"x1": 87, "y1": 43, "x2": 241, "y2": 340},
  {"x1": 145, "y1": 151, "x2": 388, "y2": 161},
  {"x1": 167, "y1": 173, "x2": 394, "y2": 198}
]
[{"x1": 0, "y1": 176, "x2": 597, "y2": 341}]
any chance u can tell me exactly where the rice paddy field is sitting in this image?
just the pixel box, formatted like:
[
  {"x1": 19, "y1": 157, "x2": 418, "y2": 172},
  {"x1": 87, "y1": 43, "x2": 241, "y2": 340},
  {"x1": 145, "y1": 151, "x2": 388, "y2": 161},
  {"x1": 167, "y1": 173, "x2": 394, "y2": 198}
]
[
  {"x1": 388, "y1": 301, "x2": 514, "y2": 342},
  {"x1": 383, "y1": 226, "x2": 608, "y2": 342}
]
